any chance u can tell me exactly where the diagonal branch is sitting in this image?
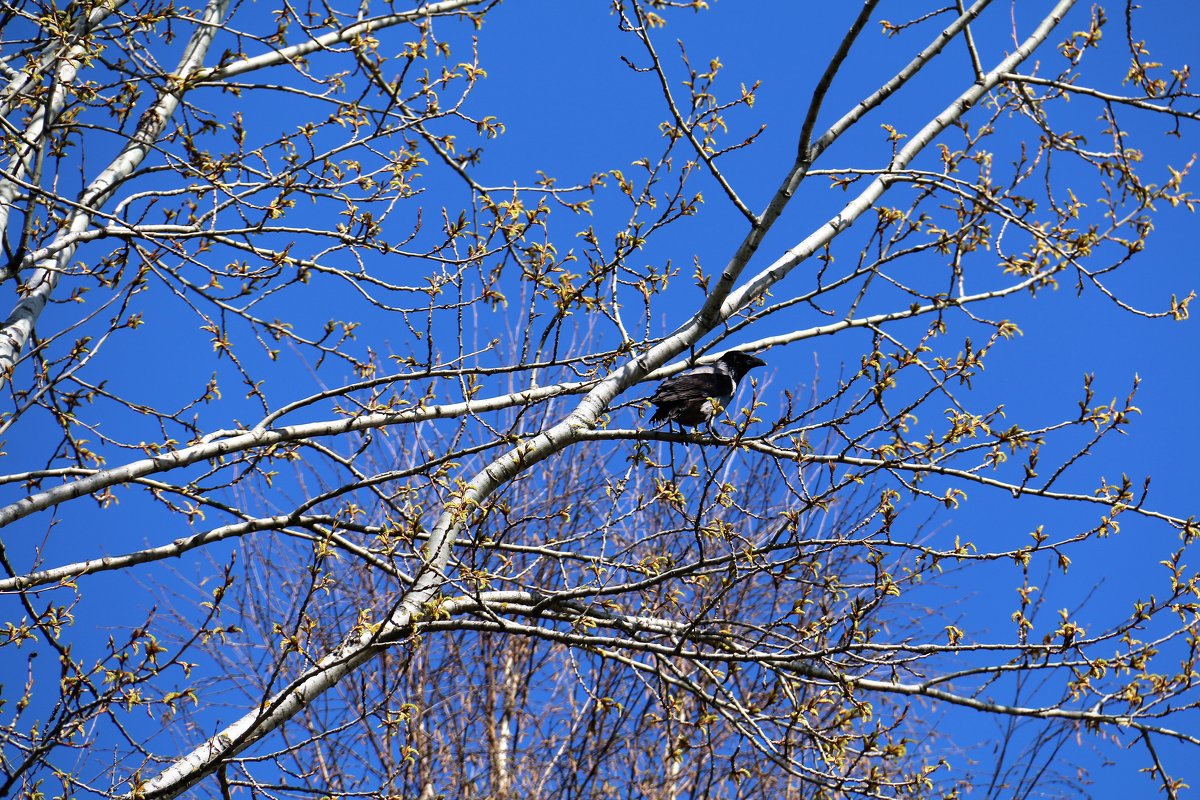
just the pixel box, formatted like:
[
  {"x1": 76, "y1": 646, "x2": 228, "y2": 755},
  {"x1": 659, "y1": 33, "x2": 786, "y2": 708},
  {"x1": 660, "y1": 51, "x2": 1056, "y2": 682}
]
[
  {"x1": 115, "y1": 4, "x2": 1084, "y2": 797},
  {"x1": 0, "y1": 0, "x2": 232, "y2": 386}
]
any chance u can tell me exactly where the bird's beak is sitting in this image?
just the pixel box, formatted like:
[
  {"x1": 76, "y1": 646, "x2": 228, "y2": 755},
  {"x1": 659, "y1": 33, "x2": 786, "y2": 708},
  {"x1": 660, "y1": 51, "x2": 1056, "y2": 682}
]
[{"x1": 748, "y1": 354, "x2": 766, "y2": 368}]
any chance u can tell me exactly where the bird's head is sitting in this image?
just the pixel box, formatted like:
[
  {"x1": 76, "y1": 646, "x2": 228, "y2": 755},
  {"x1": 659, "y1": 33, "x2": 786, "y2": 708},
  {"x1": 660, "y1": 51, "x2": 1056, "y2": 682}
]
[{"x1": 716, "y1": 350, "x2": 766, "y2": 380}]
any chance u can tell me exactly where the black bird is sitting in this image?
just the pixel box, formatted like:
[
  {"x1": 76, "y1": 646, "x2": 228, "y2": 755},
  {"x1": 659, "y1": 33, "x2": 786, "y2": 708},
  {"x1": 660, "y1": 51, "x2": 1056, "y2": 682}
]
[{"x1": 648, "y1": 350, "x2": 766, "y2": 427}]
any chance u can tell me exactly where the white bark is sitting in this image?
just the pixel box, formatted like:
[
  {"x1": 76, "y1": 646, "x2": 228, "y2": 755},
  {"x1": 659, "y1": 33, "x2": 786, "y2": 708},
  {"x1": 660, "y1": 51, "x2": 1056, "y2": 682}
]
[
  {"x1": 0, "y1": 0, "x2": 489, "y2": 386},
  {"x1": 0, "y1": 55, "x2": 77, "y2": 265},
  {"x1": 1, "y1": 2, "x2": 1096, "y2": 796},
  {"x1": 0, "y1": 0, "x2": 126, "y2": 121},
  {"x1": 0, "y1": 0, "x2": 231, "y2": 383}
]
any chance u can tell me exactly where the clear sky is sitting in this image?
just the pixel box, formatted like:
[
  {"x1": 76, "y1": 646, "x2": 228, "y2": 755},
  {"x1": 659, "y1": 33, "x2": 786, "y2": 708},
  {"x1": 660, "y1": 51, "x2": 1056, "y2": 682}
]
[{"x1": 2, "y1": 1, "x2": 1198, "y2": 796}]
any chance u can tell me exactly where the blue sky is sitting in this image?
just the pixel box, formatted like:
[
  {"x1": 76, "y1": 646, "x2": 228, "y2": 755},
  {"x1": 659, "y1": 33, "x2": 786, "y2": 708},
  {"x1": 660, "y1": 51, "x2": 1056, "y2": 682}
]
[{"x1": 2, "y1": 1, "x2": 1198, "y2": 796}]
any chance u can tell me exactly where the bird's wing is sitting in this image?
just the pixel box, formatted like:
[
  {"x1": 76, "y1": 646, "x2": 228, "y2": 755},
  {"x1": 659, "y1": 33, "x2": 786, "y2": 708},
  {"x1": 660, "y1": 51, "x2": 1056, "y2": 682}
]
[{"x1": 650, "y1": 372, "x2": 736, "y2": 404}]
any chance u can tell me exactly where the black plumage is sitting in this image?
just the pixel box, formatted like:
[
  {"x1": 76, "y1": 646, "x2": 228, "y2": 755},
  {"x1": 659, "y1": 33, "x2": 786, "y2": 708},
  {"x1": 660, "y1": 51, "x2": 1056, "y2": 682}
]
[{"x1": 648, "y1": 350, "x2": 766, "y2": 427}]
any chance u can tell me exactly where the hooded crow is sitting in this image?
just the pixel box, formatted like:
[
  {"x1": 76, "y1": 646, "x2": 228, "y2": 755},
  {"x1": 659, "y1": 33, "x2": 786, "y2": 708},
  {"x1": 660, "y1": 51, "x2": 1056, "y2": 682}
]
[{"x1": 648, "y1": 350, "x2": 766, "y2": 427}]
